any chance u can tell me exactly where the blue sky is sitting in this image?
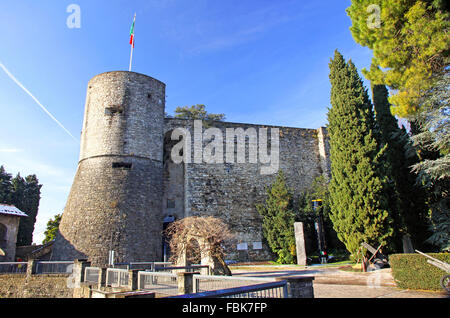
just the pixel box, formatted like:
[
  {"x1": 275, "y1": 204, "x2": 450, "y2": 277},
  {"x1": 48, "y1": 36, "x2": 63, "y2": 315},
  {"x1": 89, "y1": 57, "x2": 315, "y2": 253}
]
[{"x1": 0, "y1": 0, "x2": 373, "y2": 244}]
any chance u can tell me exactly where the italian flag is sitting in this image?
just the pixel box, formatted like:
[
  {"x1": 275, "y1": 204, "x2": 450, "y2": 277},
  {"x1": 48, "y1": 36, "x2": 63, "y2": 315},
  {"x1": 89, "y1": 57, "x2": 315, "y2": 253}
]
[{"x1": 129, "y1": 14, "x2": 136, "y2": 48}]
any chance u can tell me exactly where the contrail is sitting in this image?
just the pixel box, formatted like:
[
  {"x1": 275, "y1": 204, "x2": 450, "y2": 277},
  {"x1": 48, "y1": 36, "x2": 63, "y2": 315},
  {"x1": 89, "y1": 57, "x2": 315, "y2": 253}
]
[{"x1": 0, "y1": 62, "x2": 78, "y2": 143}]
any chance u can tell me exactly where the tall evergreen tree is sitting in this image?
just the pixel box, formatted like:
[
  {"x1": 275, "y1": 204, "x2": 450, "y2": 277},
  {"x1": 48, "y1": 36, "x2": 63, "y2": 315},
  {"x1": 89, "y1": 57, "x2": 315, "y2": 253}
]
[
  {"x1": 327, "y1": 50, "x2": 395, "y2": 258},
  {"x1": 372, "y1": 84, "x2": 430, "y2": 249},
  {"x1": 0, "y1": 166, "x2": 13, "y2": 204},
  {"x1": 18, "y1": 175, "x2": 42, "y2": 246},
  {"x1": 11, "y1": 174, "x2": 42, "y2": 246},
  {"x1": 256, "y1": 170, "x2": 297, "y2": 264},
  {"x1": 0, "y1": 166, "x2": 42, "y2": 246}
]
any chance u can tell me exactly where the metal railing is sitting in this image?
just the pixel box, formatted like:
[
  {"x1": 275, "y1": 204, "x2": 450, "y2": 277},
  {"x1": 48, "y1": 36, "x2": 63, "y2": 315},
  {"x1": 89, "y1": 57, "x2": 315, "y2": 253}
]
[
  {"x1": 137, "y1": 271, "x2": 178, "y2": 296},
  {"x1": 84, "y1": 266, "x2": 101, "y2": 283},
  {"x1": 154, "y1": 265, "x2": 210, "y2": 275},
  {"x1": 112, "y1": 262, "x2": 172, "y2": 271},
  {"x1": 35, "y1": 261, "x2": 74, "y2": 274},
  {"x1": 105, "y1": 268, "x2": 130, "y2": 288},
  {"x1": 0, "y1": 262, "x2": 27, "y2": 274},
  {"x1": 193, "y1": 275, "x2": 277, "y2": 293},
  {"x1": 169, "y1": 280, "x2": 288, "y2": 298}
]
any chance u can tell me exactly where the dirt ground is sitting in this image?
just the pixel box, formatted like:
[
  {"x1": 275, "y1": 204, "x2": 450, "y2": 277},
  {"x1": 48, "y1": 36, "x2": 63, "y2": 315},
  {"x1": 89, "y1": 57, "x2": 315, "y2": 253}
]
[{"x1": 229, "y1": 264, "x2": 449, "y2": 298}]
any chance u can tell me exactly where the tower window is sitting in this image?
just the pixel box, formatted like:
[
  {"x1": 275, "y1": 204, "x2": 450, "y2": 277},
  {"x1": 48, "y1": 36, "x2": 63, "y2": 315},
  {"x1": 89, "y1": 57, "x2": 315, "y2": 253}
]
[
  {"x1": 105, "y1": 105, "x2": 124, "y2": 115},
  {"x1": 112, "y1": 162, "x2": 132, "y2": 169},
  {"x1": 167, "y1": 199, "x2": 175, "y2": 209}
]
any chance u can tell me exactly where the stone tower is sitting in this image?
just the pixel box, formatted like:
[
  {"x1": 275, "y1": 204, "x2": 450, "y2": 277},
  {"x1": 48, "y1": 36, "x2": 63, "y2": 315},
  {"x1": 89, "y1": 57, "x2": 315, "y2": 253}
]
[{"x1": 52, "y1": 71, "x2": 166, "y2": 266}]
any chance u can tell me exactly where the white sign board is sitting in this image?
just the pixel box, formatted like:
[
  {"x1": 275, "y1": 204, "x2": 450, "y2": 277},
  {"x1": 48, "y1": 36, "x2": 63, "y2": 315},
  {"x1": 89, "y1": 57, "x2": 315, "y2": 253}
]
[
  {"x1": 252, "y1": 242, "x2": 262, "y2": 250},
  {"x1": 236, "y1": 243, "x2": 248, "y2": 251}
]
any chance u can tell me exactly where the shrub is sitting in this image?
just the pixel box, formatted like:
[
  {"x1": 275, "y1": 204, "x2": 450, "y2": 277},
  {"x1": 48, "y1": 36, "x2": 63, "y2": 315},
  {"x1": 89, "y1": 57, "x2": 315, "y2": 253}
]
[{"x1": 389, "y1": 253, "x2": 450, "y2": 291}]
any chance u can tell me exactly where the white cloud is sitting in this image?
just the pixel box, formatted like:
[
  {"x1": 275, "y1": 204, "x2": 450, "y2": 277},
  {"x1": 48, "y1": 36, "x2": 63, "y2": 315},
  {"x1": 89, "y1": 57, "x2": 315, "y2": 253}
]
[{"x1": 0, "y1": 148, "x2": 22, "y2": 153}]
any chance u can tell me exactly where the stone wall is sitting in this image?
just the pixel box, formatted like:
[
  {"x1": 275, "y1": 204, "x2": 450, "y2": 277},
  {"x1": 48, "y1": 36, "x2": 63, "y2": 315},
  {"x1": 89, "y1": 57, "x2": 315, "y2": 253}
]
[
  {"x1": 163, "y1": 119, "x2": 330, "y2": 261},
  {"x1": 0, "y1": 215, "x2": 20, "y2": 262},
  {"x1": 0, "y1": 274, "x2": 73, "y2": 298}
]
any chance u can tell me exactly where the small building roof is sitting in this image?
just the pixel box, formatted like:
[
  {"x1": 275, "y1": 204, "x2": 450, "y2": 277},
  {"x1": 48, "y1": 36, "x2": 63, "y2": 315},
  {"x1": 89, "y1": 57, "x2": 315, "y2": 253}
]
[{"x1": 0, "y1": 204, "x2": 28, "y2": 217}]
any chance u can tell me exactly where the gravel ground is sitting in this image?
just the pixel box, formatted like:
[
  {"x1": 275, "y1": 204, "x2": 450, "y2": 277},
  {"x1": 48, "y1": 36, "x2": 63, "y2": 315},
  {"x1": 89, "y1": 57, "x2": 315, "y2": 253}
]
[{"x1": 230, "y1": 265, "x2": 449, "y2": 298}]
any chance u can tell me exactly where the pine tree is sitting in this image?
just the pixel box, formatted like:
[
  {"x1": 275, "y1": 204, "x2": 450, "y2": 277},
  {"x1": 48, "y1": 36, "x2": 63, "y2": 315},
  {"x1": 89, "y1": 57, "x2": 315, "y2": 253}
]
[
  {"x1": 174, "y1": 104, "x2": 226, "y2": 127},
  {"x1": 410, "y1": 72, "x2": 450, "y2": 251},
  {"x1": 43, "y1": 214, "x2": 62, "y2": 244},
  {"x1": 327, "y1": 50, "x2": 395, "y2": 258},
  {"x1": 256, "y1": 170, "x2": 297, "y2": 264},
  {"x1": 372, "y1": 84, "x2": 430, "y2": 249},
  {"x1": 347, "y1": 0, "x2": 449, "y2": 117}
]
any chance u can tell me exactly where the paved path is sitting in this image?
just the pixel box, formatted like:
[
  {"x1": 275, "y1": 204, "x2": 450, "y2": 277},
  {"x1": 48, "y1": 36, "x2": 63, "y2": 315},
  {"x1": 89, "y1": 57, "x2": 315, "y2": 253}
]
[{"x1": 230, "y1": 265, "x2": 448, "y2": 298}]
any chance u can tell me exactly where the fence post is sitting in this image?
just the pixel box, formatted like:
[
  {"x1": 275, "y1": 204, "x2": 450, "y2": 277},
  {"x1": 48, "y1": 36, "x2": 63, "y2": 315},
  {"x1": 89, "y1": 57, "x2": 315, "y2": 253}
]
[
  {"x1": 177, "y1": 272, "x2": 199, "y2": 295},
  {"x1": 200, "y1": 266, "x2": 210, "y2": 276},
  {"x1": 98, "y1": 268, "x2": 107, "y2": 290},
  {"x1": 193, "y1": 274, "x2": 199, "y2": 293},
  {"x1": 276, "y1": 276, "x2": 314, "y2": 298},
  {"x1": 26, "y1": 259, "x2": 36, "y2": 279},
  {"x1": 73, "y1": 259, "x2": 90, "y2": 287},
  {"x1": 128, "y1": 270, "x2": 139, "y2": 291}
]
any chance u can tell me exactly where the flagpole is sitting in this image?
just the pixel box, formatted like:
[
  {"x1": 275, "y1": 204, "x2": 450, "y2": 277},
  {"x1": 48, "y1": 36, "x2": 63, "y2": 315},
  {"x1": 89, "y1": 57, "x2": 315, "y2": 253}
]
[
  {"x1": 129, "y1": 13, "x2": 136, "y2": 72},
  {"x1": 129, "y1": 39, "x2": 134, "y2": 72}
]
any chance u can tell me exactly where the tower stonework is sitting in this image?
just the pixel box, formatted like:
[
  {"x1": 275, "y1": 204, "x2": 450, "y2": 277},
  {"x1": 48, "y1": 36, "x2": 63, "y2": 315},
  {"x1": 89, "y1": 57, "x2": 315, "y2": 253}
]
[{"x1": 52, "y1": 71, "x2": 165, "y2": 266}]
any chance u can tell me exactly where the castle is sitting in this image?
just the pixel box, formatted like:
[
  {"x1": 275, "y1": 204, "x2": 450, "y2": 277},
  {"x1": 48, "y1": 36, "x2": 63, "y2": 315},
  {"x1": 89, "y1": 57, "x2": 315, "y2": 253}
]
[{"x1": 52, "y1": 71, "x2": 331, "y2": 266}]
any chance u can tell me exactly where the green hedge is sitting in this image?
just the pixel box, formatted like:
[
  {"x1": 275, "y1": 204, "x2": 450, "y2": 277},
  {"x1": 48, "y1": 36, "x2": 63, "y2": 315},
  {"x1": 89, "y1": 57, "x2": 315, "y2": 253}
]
[{"x1": 389, "y1": 253, "x2": 450, "y2": 291}]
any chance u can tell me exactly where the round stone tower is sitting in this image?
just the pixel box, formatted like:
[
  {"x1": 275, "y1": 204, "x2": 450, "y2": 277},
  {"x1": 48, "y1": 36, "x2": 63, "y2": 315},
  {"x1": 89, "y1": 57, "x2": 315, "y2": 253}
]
[{"x1": 52, "y1": 71, "x2": 165, "y2": 266}]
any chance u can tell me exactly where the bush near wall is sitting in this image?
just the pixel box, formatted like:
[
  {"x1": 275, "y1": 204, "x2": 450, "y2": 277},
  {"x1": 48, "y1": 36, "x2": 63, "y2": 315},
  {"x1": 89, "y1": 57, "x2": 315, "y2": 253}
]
[{"x1": 389, "y1": 253, "x2": 450, "y2": 291}]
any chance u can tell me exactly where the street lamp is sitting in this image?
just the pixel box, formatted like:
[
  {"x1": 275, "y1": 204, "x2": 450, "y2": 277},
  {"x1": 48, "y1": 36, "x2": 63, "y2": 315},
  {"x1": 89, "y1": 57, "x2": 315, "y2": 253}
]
[{"x1": 312, "y1": 199, "x2": 327, "y2": 264}]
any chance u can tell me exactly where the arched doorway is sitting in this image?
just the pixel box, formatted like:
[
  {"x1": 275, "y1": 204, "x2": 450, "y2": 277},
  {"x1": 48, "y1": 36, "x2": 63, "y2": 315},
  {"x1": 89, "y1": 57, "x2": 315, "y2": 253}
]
[
  {"x1": 162, "y1": 215, "x2": 175, "y2": 262},
  {"x1": 185, "y1": 238, "x2": 201, "y2": 265}
]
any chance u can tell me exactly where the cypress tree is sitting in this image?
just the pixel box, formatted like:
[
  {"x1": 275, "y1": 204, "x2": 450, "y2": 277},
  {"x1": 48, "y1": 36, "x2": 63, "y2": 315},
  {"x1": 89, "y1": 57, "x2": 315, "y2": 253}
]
[
  {"x1": 372, "y1": 84, "x2": 430, "y2": 249},
  {"x1": 327, "y1": 50, "x2": 394, "y2": 258},
  {"x1": 12, "y1": 174, "x2": 42, "y2": 246},
  {"x1": 256, "y1": 170, "x2": 297, "y2": 264}
]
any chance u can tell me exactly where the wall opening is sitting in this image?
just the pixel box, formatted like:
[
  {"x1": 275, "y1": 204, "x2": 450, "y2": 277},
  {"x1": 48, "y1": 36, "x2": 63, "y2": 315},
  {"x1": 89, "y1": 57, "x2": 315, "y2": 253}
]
[
  {"x1": 105, "y1": 105, "x2": 124, "y2": 115},
  {"x1": 163, "y1": 130, "x2": 185, "y2": 220},
  {"x1": 162, "y1": 215, "x2": 175, "y2": 262},
  {"x1": 112, "y1": 162, "x2": 132, "y2": 169},
  {"x1": 0, "y1": 223, "x2": 7, "y2": 249}
]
